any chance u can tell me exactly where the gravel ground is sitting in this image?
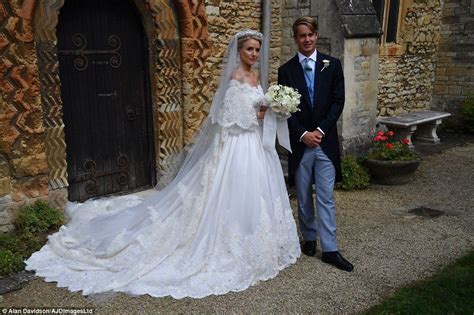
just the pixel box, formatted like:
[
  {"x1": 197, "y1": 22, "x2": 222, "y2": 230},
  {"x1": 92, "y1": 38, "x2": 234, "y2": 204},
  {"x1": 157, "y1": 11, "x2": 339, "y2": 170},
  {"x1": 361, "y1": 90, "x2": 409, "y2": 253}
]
[{"x1": 2, "y1": 142, "x2": 473, "y2": 314}]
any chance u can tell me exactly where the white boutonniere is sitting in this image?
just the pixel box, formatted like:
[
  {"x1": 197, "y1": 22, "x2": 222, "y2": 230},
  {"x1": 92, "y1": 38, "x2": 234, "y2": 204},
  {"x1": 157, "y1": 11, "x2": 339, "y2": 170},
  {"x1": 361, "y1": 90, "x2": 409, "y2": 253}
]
[{"x1": 321, "y1": 59, "x2": 330, "y2": 72}]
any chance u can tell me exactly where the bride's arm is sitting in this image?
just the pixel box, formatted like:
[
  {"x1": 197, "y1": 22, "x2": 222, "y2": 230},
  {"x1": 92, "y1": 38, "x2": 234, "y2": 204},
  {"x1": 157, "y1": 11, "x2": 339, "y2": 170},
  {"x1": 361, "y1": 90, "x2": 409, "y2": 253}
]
[
  {"x1": 255, "y1": 71, "x2": 267, "y2": 120},
  {"x1": 257, "y1": 101, "x2": 268, "y2": 120}
]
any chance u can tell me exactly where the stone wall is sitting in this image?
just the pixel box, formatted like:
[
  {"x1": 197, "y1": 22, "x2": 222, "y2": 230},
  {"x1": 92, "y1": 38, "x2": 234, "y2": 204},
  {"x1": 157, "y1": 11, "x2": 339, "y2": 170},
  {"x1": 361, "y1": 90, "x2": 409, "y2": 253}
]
[
  {"x1": 0, "y1": 0, "x2": 49, "y2": 232},
  {"x1": 342, "y1": 38, "x2": 380, "y2": 153},
  {"x1": 280, "y1": 1, "x2": 339, "y2": 63},
  {"x1": 0, "y1": 0, "x2": 272, "y2": 230},
  {"x1": 281, "y1": 0, "x2": 310, "y2": 63},
  {"x1": 431, "y1": 0, "x2": 474, "y2": 122},
  {"x1": 377, "y1": 0, "x2": 443, "y2": 116},
  {"x1": 269, "y1": 0, "x2": 283, "y2": 85}
]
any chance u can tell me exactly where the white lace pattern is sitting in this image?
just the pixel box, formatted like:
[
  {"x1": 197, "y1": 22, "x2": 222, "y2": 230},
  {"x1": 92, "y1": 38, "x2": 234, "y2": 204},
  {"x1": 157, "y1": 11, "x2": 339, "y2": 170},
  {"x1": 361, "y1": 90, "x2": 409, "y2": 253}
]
[
  {"x1": 26, "y1": 82, "x2": 301, "y2": 299},
  {"x1": 216, "y1": 80, "x2": 263, "y2": 133}
]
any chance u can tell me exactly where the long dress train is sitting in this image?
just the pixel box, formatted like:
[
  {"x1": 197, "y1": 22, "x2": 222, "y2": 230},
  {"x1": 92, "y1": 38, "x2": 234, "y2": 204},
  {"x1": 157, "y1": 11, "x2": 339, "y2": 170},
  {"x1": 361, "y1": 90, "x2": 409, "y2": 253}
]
[{"x1": 26, "y1": 80, "x2": 301, "y2": 298}]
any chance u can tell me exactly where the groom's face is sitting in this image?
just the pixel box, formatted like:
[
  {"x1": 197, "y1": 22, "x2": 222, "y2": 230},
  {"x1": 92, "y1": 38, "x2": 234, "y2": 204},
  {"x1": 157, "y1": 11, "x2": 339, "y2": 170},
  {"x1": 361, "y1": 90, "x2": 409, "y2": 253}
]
[{"x1": 295, "y1": 24, "x2": 317, "y2": 57}]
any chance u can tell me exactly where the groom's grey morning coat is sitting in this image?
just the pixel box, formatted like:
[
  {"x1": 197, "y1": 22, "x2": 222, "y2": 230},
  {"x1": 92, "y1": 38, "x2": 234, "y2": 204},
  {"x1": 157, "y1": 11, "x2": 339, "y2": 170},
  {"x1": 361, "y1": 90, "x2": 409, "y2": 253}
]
[{"x1": 278, "y1": 52, "x2": 345, "y2": 185}]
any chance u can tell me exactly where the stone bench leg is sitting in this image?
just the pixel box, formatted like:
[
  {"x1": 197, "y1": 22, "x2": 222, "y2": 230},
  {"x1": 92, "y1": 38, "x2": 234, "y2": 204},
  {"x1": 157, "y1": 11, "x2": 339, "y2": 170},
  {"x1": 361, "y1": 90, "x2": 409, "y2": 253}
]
[
  {"x1": 387, "y1": 125, "x2": 417, "y2": 148},
  {"x1": 414, "y1": 119, "x2": 442, "y2": 143}
]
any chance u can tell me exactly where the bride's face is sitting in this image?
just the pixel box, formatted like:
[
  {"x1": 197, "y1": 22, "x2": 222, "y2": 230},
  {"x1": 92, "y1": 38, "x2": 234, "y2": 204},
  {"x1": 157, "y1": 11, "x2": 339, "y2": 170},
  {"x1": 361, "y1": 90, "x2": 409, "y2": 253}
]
[{"x1": 239, "y1": 38, "x2": 261, "y2": 67}]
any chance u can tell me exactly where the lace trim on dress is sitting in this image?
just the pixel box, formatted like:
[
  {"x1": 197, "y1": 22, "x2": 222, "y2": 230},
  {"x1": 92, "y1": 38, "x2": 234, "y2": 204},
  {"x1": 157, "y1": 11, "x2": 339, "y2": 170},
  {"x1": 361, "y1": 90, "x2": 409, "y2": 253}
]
[
  {"x1": 216, "y1": 80, "x2": 263, "y2": 133},
  {"x1": 25, "y1": 83, "x2": 301, "y2": 299}
]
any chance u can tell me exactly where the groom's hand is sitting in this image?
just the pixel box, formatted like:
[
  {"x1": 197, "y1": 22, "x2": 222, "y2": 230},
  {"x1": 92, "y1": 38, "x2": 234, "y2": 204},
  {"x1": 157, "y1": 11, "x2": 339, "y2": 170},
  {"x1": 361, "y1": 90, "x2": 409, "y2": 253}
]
[{"x1": 302, "y1": 131, "x2": 322, "y2": 148}]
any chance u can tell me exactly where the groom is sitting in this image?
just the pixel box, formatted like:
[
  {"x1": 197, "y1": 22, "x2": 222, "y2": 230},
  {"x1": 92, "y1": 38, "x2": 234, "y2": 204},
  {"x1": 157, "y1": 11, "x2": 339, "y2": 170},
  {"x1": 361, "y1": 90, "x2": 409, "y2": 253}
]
[{"x1": 278, "y1": 16, "x2": 353, "y2": 272}]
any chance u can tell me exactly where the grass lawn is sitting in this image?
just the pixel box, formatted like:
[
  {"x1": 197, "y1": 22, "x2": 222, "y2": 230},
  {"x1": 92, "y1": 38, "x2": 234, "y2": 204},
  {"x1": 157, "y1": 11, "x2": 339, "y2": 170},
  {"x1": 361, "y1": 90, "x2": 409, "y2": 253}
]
[{"x1": 366, "y1": 250, "x2": 474, "y2": 314}]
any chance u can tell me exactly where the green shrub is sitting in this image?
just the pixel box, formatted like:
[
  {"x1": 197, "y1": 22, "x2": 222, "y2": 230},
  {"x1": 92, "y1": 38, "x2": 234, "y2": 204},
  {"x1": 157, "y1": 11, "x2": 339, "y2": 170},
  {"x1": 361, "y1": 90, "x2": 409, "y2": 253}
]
[
  {"x1": 0, "y1": 201, "x2": 64, "y2": 276},
  {"x1": 0, "y1": 232, "x2": 42, "y2": 259},
  {"x1": 18, "y1": 232, "x2": 43, "y2": 258},
  {"x1": 336, "y1": 155, "x2": 370, "y2": 190},
  {"x1": 461, "y1": 95, "x2": 474, "y2": 133},
  {"x1": 0, "y1": 250, "x2": 24, "y2": 276},
  {"x1": 0, "y1": 233, "x2": 21, "y2": 253},
  {"x1": 15, "y1": 200, "x2": 64, "y2": 234}
]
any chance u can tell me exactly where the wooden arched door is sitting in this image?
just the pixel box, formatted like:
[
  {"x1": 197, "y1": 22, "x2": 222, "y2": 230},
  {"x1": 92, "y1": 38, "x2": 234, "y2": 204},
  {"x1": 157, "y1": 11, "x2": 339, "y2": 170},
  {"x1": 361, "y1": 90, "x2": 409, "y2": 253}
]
[{"x1": 57, "y1": 0, "x2": 155, "y2": 201}]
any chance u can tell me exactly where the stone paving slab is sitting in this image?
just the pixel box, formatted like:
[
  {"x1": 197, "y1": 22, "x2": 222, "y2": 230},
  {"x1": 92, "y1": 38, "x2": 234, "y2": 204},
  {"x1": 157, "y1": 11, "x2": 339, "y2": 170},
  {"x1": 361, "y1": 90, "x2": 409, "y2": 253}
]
[{"x1": 0, "y1": 271, "x2": 36, "y2": 295}]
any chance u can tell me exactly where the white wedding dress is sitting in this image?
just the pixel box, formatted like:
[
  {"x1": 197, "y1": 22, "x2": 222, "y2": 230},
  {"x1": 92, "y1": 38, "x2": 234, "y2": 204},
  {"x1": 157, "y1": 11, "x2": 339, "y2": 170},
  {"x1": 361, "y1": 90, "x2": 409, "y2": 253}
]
[{"x1": 26, "y1": 80, "x2": 301, "y2": 299}]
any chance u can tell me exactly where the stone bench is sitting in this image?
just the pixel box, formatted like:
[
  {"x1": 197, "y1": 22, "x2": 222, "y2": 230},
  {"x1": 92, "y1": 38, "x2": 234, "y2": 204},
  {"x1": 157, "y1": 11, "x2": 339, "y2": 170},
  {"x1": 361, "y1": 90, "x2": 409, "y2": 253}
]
[{"x1": 377, "y1": 111, "x2": 451, "y2": 147}]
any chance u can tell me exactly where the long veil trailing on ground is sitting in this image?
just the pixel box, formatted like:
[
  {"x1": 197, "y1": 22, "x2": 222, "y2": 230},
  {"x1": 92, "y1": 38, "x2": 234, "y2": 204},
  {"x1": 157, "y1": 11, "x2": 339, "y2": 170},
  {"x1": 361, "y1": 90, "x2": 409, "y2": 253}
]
[
  {"x1": 26, "y1": 28, "x2": 301, "y2": 298},
  {"x1": 25, "y1": 29, "x2": 267, "y2": 293}
]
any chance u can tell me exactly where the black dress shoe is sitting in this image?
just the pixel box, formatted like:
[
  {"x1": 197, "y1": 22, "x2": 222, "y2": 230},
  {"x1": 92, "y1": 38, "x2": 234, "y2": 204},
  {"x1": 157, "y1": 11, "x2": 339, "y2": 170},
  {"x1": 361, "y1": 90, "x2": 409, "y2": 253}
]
[
  {"x1": 301, "y1": 241, "x2": 317, "y2": 256},
  {"x1": 321, "y1": 251, "x2": 354, "y2": 272}
]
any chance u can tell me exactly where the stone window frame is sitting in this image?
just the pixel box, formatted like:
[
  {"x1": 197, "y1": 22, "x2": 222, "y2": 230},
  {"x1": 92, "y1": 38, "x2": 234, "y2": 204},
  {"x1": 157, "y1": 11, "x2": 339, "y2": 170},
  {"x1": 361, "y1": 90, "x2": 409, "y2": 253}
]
[{"x1": 373, "y1": 0, "x2": 410, "y2": 56}]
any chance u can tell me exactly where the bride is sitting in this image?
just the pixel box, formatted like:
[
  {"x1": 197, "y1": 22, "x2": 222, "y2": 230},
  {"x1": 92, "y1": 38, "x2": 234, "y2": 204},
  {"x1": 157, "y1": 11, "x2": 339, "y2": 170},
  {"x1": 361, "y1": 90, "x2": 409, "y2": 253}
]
[{"x1": 26, "y1": 29, "x2": 301, "y2": 299}]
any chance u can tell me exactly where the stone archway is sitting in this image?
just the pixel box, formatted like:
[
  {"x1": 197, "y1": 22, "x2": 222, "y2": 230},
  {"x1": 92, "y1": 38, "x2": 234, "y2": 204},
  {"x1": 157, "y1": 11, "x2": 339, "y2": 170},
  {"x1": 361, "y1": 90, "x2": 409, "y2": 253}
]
[{"x1": 31, "y1": 0, "x2": 211, "y2": 204}]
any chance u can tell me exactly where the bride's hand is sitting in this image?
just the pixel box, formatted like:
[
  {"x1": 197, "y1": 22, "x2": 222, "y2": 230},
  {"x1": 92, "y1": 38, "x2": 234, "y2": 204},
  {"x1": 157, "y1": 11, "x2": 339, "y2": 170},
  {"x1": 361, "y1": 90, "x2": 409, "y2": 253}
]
[{"x1": 257, "y1": 106, "x2": 268, "y2": 120}]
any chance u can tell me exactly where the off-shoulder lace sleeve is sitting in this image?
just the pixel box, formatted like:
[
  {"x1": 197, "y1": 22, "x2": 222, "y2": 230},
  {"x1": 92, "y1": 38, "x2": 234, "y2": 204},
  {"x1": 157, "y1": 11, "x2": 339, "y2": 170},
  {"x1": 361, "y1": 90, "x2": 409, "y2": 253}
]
[{"x1": 216, "y1": 80, "x2": 261, "y2": 133}]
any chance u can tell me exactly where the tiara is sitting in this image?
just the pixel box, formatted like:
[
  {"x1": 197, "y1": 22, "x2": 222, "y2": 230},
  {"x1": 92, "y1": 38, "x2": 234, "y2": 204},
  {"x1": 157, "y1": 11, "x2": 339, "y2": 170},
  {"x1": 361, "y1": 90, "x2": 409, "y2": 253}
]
[{"x1": 236, "y1": 29, "x2": 263, "y2": 40}]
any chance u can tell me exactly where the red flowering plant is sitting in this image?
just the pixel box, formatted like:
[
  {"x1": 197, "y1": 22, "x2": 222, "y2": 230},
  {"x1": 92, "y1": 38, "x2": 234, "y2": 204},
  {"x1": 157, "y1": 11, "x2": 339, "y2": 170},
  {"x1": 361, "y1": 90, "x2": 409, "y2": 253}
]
[{"x1": 366, "y1": 130, "x2": 420, "y2": 161}]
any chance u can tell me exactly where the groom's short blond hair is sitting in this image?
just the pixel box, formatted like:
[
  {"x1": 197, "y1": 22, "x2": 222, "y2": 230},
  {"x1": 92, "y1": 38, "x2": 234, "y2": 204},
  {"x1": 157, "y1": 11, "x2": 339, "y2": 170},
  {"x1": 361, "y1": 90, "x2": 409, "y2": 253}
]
[{"x1": 292, "y1": 16, "x2": 318, "y2": 38}]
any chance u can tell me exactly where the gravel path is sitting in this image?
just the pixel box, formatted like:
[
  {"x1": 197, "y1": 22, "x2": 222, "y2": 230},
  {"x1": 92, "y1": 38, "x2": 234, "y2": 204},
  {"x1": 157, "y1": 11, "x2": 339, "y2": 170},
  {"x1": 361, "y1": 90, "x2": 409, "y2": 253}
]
[{"x1": 2, "y1": 143, "x2": 473, "y2": 314}]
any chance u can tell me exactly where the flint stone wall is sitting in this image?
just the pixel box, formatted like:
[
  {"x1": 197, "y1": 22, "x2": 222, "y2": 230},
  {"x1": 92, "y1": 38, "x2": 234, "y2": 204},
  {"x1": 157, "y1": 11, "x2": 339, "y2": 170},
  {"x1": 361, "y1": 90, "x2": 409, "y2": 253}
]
[
  {"x1": 377, "y1": 0, "x2": 443, "y2": 116},
  {"x1": 0, "y1": 0, "x2": 277, "y2": 230},
  {"x1": 431, "y1": 0, "x2": 474, "y2": 124}
]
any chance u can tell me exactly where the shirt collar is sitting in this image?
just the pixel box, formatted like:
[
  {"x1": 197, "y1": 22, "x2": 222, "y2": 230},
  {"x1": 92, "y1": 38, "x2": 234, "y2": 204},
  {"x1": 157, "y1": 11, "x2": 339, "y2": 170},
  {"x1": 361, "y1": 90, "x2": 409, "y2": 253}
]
[{"x1": 298, "y1": 50, "x2": 318, "y2": 63}]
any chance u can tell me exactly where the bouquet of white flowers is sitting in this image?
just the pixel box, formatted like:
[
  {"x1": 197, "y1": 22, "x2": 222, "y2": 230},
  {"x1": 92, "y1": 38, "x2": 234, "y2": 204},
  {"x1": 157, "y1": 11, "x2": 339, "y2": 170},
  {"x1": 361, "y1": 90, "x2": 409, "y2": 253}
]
[{"x1": 265, "y1": 84, "x2": 301, "y2": 118}]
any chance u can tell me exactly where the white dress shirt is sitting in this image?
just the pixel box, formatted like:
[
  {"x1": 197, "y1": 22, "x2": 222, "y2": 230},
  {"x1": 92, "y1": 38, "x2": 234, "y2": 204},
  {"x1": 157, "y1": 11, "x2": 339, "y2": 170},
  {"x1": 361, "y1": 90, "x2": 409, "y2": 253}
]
[{"x1": 297, "y1": 50, "x2": 325, "y2": 142}]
